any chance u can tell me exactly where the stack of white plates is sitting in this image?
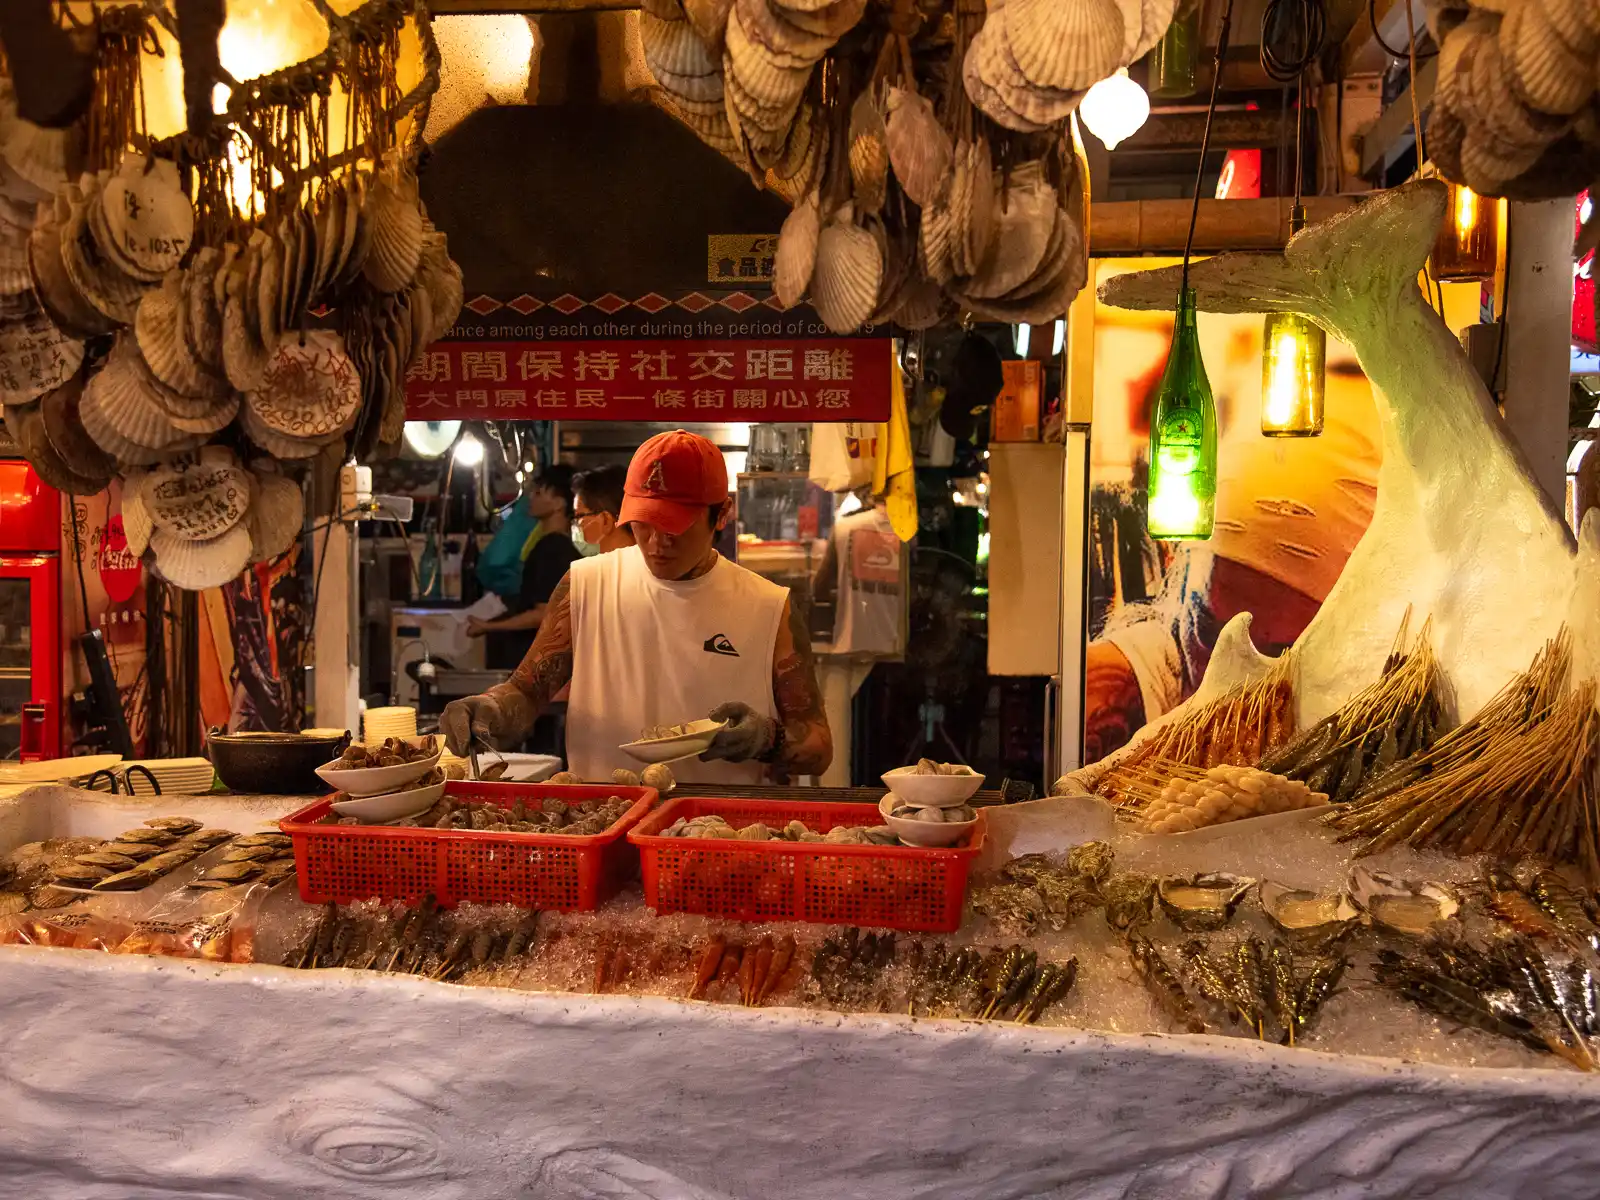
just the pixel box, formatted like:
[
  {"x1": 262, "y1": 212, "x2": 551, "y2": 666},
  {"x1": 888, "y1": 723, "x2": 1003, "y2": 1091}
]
[
  {"x1": 122, "y1": 757, "x2": 217, "y2": 795},
  {"x1": 363, "y1": 706, "x2": 418, "y2": 744}
]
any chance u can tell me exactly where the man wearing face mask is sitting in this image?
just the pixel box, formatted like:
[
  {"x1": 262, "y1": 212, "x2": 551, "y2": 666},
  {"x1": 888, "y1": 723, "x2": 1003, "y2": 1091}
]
[
  {"x1": 569, "y1": 465, "x2": 637, "y2": 557},
  {"x1": 442, "y1": 430, "x2": 832, "y2": 783}
]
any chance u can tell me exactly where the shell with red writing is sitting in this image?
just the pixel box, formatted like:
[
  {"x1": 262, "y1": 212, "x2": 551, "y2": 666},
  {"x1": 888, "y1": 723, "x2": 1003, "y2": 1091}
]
[
  {"x1": 141, "y1": 460, "x2": 251, "y2": 542},
  {"x1": 245, "y1": 331, "x2": 362, "y2": 441}
]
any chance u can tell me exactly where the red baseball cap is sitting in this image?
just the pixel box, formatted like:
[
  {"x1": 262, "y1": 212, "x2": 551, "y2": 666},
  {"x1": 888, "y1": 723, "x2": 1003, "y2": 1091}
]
[{"x1": 619, "y1": 429, "x2": 729, "y2": 535}]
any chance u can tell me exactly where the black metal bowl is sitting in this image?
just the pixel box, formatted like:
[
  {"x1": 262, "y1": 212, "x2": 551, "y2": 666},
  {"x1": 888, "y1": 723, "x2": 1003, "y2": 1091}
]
[{"x1": 205, "y1": 728, "x2": 350, "y2": 795}]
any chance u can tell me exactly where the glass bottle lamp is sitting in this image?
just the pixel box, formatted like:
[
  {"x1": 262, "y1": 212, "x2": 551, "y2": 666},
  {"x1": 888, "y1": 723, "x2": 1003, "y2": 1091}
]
[
  {"x1": 1147, "y1": 288, "x2": 1218, "y2": 539},
  {"x1": 1260, "y1": 205, "x2": 1326, "y2": 436},
  {"x1": 1432, "y1": 180, "x2": 1500, "y2": 282},
  {"x1": 1148, "y1": 1, "x2": 1200, "y2": 100}
]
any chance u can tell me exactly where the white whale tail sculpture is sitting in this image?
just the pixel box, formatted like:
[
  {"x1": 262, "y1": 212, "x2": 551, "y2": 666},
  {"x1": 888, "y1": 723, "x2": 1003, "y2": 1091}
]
[{"x1": 1093, "y1": 179, "x2": 1588, "y2": 759}]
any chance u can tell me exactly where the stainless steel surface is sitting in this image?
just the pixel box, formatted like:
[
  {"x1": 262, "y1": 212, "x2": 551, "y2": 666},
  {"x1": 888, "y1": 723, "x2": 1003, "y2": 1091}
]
[{"x1": 429, "y1": 668, "x2": 513, "y2": 697}]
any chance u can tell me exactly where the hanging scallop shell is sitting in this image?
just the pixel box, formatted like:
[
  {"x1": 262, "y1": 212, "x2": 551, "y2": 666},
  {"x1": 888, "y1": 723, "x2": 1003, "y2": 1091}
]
[
  {"x1": 246, "y1": 468, "x2": 305, "y2": 563},
  {"x1": 362, "y1": 170, "x2": 425, "y2": 294},
  {"x1": 919, "y1": 194, "x2": 957, "y2": 284},
  {"x1": 142, "y1": 461, "x2": 251, "y2": 542},
  {"x1": 1003, "y1": 0, "x2": 1126, "y2": 93},
  {"x1": 39, "y1": 371, "x2": 114, "y2": 485},
  {"x1": 1127, "y1": 0, "x2": 1177, "y2": 60},
  {"x1": 149, "y1": 524, "x2": 252, "y2": 592},
  {"x1": 962, "y1": 166, "x2": 1057, "y2": 299},
  {"x1": 28, "y1": 200, "x2": 112, "y2": 339},
  {"x1": 1541, "y1": 0, "x2": 1600, "y2": 55},
  {"x1": 0, "y1": 304, "x2": 84, "y2": 406},
  {"x1": 809, "y1": 218, "x2": 883, "y2": 333},
  {"x1": 3, "y1": 118, "x2": 77, "y2": 194},
  {"x1": 885, "y1": 88, "x2": 953, "y2": 208},
  {"x1": 685, "y1": 0, "x2": 737, "y2": 47},
  {"x1": 774, "y1": 192, "x2": 821, "y2": 308},
  {"x1": 62, "y1": 181, "x2": 148, "y2": 326},
  {"x1": 246, "y1": 330, "x2": 362, "y2": 441},
  {"x1": 4, "y1": 398, "x2": 107, "y2": 495},
  {"x1": 643, "y1": 8, "x2": 723, "y2": 77},
  {"x1": 121, "y1": 468, "x2": 153, "y2": 557},
  {"x1": 1505, "y1": 0, "x2": 1595, "y2": 116},
  {"x1": 848, "y1": 89, "x2": 889, "y2": 216},
  {"x1": 963, "y1": 138, "x2": 999, "y2": 278},
  {"x1": 887, "y1": 276, "x2": 949, "y2": 329},
  {"x1": 136, "y1": 273, "x2": 227, "y2": 400},
  {"x1": 101, "y1": 153, "x2": 195, "y2": 282}
]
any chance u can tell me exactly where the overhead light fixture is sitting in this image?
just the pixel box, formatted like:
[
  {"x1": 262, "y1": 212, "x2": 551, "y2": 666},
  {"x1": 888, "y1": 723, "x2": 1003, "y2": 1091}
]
[
  {"x1": 403, "y1": 420, "x2": 462, "y2": 459},
  {"x1": 1014, "y1": 323, "x2": 1031, "y2": 357},
  {"x1": 1080, "y1": 68, "x2": 1150, "y2": 151},
  {"x1": 1432, "y1": 180, "x2": 1500, "y2": 282},
  {"x1": 453, "y1": 432, "x2": 484, "y2": 467},
  {"x1": 1260, "y1": 209, "x2": 1326, "y2": 436}
]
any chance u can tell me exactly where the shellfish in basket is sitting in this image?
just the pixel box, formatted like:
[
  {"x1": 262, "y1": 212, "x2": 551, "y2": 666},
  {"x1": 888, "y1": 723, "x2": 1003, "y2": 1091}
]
[{"x1": 1156, "y1": 873, "x2": 1254, "y2": 931}]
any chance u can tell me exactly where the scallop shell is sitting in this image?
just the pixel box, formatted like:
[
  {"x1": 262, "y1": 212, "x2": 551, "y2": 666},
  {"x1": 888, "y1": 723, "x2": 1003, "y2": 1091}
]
[
  {"x1": 121, "y1": 469, "x2": 153, "y2": 556},
  {"x1": 362, "y1": 171, "x2": 424, "y2": 294},
  {"x1": 963, "y1": 38, "x2": 1051, "y2": 135},
  {"x1": 1542, "y1": 0, "x2": 1600, "y2": 55},
  {"x1": 425, "y1": 251, "x2": 463, "y2": 344},
  {"x1": 886, "y1": 276, "x2": 950, "y2": 329},
  {"x1": 643, "y1": 8, "x2": 722, "y2": 76},
  {"x1": 980, "y1": 23, "x2": 1089, "y2": 127},
  {"x1": 848, "y1": 89, "x2": 889, "y2": 216},
  {"x1": 336, "y1": 172, "x2": 372, "y2": 292},
  {"x1": 3, "y1": 118, "x2": 77, "y2": 194},
  {"x1": 6, "y1": 396, "x2": 108, "y2": 495},
  {"x1": 62, "y1": 186, "x2": 147, "y2": 326},
  {"x1": 809, "y1": 219, "x2": 883, "y2": 333},
  {"x1": 81, "y1": 340, "x2": 192, "y2": 452},
  {"x1": 1507, "y1": 0, "x2": 1594, "y2": 115},
  {"x1": 1460, "y1": 126, "x2": 1547, "y2": 191},
  {"x1": 0, "y1": 305, "x2": 84, "y2": 405},
  {"x1": 774, "y1": 192, "x2": 821, "y2": 308},
  {"x1": 256, "y1": 229, "x2": 283, "y2": 351},
  {"x1": 39, "y1": 370, "x2": 115, "y2": 482},
  {"x1": 885, "y1": 88, "x2": 953, "y2": 208},
  {"x1": 247, "y1": 330, "x2": 362, "y2": 440},
  {"x1": 918, "y1": 194, "x2": 957, "y2": 284},
  {"x1": 241, "y1": 403, "x2": 328, "y2": 460},
  {"x1": 101, "y1": 153, "x2": 194, "y2": 281},
  {"x1": 79, "y1": 380, "x2": 165, "y2": 468},
  {"x1": 1004, "y1": 0, "x2": 1126, "y2": 93},
  {"x1": 149, "y1": 523, "x2": 252, "y2": 592},
  {"x1": 142, "y1": 461, "x2": 251, "y2": 541},
  {"x1": 780, "y1": 0, "x2": 866, "y2": 37},
  {"x1": 310, "y1": 182, "x2": 345, "y2": 301},
  {"x1": 221, "y1": 288, "x2": 272, "y2": 395},
  {"x1": 136, "y1": 273, "x2": 228, "y2": 400},
  {"x1": 184, "y1": 247, "x2": 226, "y2": 373},
  {"x1": 737, "y1": 0, "x2": 835, "y2": 63},
  {"x1": 963, "y1": 138, "x2": 998, "y2": 277},
  {"x1": 27, "y1": 204, "x2": 112, "y2": 339},
  {"x1": 1129, "y1": 0, "x2": 1177, "y2": 60},
  {"x1": 725, "y1": 13, "x2": 814, "y2": 108},
  {"x1": 246, "y1": 469, "x2": 305, "y2": 562},
  {"x1": 963, "y1": 166, "x2": 1056, "y2": 299},
  {"x1": 685, "y1": 0, "x2": 736, "y2": 46}
]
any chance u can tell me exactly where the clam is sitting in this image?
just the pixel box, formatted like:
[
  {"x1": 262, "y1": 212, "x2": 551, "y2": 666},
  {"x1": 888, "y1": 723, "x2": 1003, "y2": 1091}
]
[
  {"x1": 1259, "y1": 880, "x2": 1361, "y2": 942},
  {"x1": 1157, "y1": 873, "x2": 1254, "y2": 931},
  {"x1": 1347, "y1": 865, "x2": 1460, "y2": 936}
]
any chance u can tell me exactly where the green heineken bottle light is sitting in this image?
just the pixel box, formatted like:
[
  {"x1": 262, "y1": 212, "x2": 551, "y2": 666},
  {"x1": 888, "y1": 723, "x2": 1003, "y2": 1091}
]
[{"x1": 1146, "y1": 287, "x2": 1217, "y2": 540}]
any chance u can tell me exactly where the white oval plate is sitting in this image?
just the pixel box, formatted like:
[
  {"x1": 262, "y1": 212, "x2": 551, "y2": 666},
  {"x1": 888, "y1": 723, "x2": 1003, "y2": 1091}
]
[
  {"x1": 330, "y1": 780, "x2": 446, "y2": 824},
  {"x1": 618, "y1": 719, "x2": 727, "y2": 765},
  {"x1": 316, "y1": 748, "x2": 441, "y2": 797},
  {"x1": 881, "y1": 765, "x2": 984, "y2": 808},
  {"x1": 877, "y1": 795, "x2": 979, "y2": 847}
]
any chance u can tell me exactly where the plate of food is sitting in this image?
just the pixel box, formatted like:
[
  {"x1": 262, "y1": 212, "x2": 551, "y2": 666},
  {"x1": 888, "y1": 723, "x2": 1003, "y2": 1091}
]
[
  {"x1": 315, "y1": 735, "x2": 441, "y2": 797},
  {"x1": 882, "y1": 759, "x2": 985, "y2": 807},
  {"x1": 618, "y1": 719, "x2": 727, "y2": 765},
  {"x1": 330, "y1": 778, "x2": 446, "y2": 824}
]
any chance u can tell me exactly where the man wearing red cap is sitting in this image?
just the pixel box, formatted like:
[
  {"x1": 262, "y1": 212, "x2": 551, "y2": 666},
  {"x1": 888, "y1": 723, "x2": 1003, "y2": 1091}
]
[{"x1": 442, "y1": 430, "x2": 833, "y2": 783}]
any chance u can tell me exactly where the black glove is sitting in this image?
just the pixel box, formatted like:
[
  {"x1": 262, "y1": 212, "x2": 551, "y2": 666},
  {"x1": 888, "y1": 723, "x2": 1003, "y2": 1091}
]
[
  {"x1": 440, "y1": 693, "x2": 509, "y2": 756},
  {"x1": 700, "y1": 701, "x2": 778, "y2": 763}
]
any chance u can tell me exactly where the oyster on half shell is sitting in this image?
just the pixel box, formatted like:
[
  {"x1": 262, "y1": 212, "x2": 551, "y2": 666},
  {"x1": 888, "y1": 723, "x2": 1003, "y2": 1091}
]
[
  {"x1": 1259, "y1": 880, "x2": 1361, "y2": 942},
  {"x1": 1157, "y1": 873, "x2": 1255, "y2": 931},
  {"x1": 1347, "y1": 865, "x2": 1460, "y2": 936}
]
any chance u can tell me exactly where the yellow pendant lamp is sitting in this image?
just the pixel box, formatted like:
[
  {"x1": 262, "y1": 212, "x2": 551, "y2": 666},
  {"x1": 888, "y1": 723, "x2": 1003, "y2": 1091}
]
[{"x1": 1261, "y1": 203, "x2": 1326, "y2": 437}]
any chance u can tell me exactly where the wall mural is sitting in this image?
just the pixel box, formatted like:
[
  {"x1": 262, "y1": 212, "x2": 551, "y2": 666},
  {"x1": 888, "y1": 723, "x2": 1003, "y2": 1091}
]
[{"x1": 1083, "y1": 257, "x2": 1382, "y2": 765}]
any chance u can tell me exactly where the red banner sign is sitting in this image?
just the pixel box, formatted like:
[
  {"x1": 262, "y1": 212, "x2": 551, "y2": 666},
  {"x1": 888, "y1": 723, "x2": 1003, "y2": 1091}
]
[{"x1": 404, "y1": 338, "x2": 892, "y2": 423}]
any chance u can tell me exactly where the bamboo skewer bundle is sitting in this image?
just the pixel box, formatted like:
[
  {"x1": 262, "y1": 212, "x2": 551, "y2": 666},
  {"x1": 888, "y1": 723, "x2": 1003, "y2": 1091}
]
[
  {"x1": 1261, "y1": 614, "x2": 1446, "y2": 802},
  {"x1": 1095, "y1": 660, "x2": 1294, "y2": 808},
  {"x1": 1326, "y1": 631, "x2": 1600, "y2": 881}
]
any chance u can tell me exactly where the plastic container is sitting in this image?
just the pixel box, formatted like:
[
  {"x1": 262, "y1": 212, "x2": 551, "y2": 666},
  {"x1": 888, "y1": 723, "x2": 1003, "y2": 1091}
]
[
  {"x1": 628, "y1": 796, "x2": 985, "y2": 933},
  {"x1": 280, "y1": 782, "x2": 657, "y2": 910}
]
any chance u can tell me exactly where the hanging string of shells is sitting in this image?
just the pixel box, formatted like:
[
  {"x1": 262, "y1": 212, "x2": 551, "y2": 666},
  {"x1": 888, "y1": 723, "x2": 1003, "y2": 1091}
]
[
  {"x1": 643, "y1": 0, "x2": 1174, "y2": 332},
  {"x1": 0, "y1": 0, "x2": 462, "y2": 592},
  {"x1": 1429, "y1": 0, "x2": 1600, "y2": 199}
]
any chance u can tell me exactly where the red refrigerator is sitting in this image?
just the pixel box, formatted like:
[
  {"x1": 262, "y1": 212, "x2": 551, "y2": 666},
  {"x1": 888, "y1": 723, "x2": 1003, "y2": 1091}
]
[{"x1": 0, "y1": 460, "x2": 62, "y2": 760}]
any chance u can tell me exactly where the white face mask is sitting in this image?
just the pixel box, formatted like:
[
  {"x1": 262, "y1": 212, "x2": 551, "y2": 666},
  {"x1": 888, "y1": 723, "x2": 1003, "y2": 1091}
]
[{"x1": 571, "y1": 522, "x2": 602, "y2": 557}]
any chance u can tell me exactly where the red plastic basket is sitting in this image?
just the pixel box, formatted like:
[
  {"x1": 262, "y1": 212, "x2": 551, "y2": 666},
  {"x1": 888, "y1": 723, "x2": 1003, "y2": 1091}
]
[
  {"x1": 280, "y1": 782, "x2": 657, "y2": 910},
  {"x1": 628, "y1": 796, "x2": 985, "y2": 933}
]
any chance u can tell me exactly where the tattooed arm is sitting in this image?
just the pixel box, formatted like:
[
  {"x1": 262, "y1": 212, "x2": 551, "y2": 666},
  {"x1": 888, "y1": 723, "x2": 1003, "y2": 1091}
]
[
  {"x1": 769, "y1": 596, "x2": 832, "y2": 778},
  {"x1": 442, "y1": 577, "x2": 573, "y2": 753}
]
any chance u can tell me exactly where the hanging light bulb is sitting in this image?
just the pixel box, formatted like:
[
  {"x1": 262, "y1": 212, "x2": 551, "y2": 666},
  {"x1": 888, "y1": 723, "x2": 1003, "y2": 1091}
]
[
  {"x1": 452, "y1": 432, "x2": 484, "y2": 466},
  {"x1": 1431, "y1": 179, "x2": 1500, "y2": 282},
  {"x1": 1260, "y1": 206, "x2": 1326, "y2": 436},
  {"x1": 1079, "y1": 69, "x2": 1150, "y2": 151},
  {"x1": 1147, "y1": 288, "x2": 1218, "y2": 539}
]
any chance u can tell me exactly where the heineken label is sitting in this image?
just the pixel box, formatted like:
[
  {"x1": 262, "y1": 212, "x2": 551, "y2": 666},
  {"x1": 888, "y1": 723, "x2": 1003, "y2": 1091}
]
[{"x1": 1156, "y1": 406, "x2": 1203, "y2": 474}]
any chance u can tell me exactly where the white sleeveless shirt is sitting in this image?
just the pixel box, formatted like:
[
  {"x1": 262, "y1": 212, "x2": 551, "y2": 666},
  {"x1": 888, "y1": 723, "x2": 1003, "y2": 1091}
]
[{"x1": 566, "y1": 546, "x2": 789, "y2": 785}]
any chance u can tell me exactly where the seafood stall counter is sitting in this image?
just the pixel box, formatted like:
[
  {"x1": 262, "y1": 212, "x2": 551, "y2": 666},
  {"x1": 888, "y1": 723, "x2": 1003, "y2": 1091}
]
[{"x1": 3, "y1": 784, "x2": 1600, "y2": 1199}]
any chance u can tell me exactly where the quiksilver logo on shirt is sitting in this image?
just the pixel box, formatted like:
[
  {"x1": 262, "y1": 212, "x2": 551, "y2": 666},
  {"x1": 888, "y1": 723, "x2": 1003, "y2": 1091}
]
[{"x1": 703, "y1": 634, "x2": 738, "y2": 657}]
